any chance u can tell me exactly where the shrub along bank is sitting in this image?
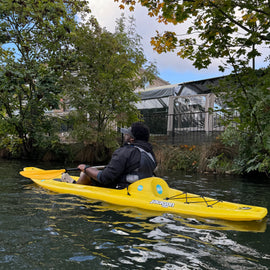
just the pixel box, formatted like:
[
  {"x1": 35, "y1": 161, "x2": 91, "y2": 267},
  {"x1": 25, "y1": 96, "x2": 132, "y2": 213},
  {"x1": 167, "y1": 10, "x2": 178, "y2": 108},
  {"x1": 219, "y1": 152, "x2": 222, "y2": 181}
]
[{"x1": 0, "y1": 139, "x2": 267, "y2": 178}]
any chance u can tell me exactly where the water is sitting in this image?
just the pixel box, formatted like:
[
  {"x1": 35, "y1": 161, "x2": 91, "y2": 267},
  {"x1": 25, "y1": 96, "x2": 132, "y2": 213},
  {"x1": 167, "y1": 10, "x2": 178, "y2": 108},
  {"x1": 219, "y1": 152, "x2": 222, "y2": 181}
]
[{"x1": 1, "y1": 160, "x2": 270, "y2": 269}]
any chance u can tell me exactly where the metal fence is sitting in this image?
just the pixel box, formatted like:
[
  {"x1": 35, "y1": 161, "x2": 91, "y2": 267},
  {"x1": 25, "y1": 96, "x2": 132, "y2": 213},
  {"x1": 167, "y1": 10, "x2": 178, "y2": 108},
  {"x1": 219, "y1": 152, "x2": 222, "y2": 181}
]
[{"x1": 142, "y1": 110, "x2": 226, "y2": 145}]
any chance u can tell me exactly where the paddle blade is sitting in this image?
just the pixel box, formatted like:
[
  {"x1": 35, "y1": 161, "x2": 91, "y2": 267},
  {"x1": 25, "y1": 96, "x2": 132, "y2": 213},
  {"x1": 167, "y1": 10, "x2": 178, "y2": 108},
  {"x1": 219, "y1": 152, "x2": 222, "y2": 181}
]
[
  {"x1": 19, "y1": 166, "x2": 104, "y2": 180},
  {"x1": 20, "y1": 169, "x2": 66, "y2": 180}
]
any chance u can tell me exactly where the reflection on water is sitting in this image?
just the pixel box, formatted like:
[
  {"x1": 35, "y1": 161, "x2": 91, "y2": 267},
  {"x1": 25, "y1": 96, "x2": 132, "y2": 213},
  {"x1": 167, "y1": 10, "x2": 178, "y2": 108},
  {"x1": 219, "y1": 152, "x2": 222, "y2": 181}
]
[
  {"x1": 90, "y1": 203, "x2": 267, "y2": 233},
  {"x1": 0, "y1": 160, "x2": 270, "y2": 269}
]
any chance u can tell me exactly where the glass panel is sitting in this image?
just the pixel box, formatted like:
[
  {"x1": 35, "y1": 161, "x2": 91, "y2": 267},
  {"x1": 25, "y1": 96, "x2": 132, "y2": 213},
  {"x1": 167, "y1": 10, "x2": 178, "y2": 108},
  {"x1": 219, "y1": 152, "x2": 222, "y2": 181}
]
[
  {"x1": 173, "y1": 96, "x2": 206, "y2": 130},
  {"x1": 174, "y1": 96, "x2": 206, "y2": 113},
  {"x1": 136, "y1": 97, "x2": 169, "y2": 110}
]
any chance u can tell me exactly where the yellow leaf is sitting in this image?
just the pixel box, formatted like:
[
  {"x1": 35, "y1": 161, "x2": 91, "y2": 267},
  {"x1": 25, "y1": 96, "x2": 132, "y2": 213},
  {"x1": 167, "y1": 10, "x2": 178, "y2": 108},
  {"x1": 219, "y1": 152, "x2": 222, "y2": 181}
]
[
  {"x1": 242, "y1": 14, "x2": 249, "y2": 21},
  {"x1": 250, "y1": 16, "x2": 257, "y2": 23}
]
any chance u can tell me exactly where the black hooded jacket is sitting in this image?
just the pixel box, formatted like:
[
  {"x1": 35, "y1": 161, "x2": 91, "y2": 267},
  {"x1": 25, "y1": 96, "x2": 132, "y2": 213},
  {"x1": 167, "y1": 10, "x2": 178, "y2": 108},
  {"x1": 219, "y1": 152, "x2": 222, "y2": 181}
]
[{"x1": 96, "y1": 140, "x2": 157, "y2": 189}]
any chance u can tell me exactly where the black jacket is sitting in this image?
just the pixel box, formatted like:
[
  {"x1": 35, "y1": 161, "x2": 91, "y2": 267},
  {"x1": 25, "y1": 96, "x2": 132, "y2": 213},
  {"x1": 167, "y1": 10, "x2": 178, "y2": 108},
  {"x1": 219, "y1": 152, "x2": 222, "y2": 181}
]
[{"x1": 96, "y1": 140, "x2": 156, "y2": 188}]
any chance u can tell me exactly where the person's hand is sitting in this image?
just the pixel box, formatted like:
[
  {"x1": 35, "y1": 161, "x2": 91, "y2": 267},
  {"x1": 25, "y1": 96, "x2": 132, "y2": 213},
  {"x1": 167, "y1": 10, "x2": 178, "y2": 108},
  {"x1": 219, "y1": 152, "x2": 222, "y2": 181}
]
[{"x1": 77, "y1": 164, "x2": 86, "y2": 172}]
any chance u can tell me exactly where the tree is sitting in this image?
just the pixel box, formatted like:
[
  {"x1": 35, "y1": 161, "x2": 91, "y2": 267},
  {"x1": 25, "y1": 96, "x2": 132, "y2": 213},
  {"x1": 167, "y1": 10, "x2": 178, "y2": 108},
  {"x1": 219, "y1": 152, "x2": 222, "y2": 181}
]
[
  {"x1": 214, "y1": 67, "x2": 270, "y2": 175},
  {"x1": 0, "y1": 0, "x2": 89, "y2": 157},
  {"x1": 114, "y1": 0, "x2": 270, "y2": 71},
  {"x1": 62, "y1": 15, "x2": 157, "y2": 149}
]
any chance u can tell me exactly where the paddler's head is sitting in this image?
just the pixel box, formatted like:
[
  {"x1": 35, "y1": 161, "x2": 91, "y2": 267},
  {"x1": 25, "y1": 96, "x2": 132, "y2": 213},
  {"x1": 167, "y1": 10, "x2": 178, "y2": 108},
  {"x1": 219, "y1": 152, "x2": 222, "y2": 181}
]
[
  {"x1": 120, "y1": 126, "x2": 134, "y2": 143},
  {"x1": 121, "y1": 122, "x2": 150, "y2": 143}
]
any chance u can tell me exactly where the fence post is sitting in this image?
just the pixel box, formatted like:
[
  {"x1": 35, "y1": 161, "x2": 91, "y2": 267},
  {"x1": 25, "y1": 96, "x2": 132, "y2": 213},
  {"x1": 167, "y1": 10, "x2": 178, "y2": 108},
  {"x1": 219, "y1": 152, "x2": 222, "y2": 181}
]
[
  {"x1": 205, "y1": 93, "x2": 215, "y2": 133},
  {"x1": 167, "y1": 96, "x2": 174, "y2": 135}
]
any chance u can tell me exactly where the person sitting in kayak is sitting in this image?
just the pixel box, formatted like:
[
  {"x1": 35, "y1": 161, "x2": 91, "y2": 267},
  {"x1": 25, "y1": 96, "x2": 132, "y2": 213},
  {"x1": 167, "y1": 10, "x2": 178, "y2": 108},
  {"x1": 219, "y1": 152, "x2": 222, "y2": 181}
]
[{"x1": 62, "y1": 122, "x2": 157, "y2": 189}]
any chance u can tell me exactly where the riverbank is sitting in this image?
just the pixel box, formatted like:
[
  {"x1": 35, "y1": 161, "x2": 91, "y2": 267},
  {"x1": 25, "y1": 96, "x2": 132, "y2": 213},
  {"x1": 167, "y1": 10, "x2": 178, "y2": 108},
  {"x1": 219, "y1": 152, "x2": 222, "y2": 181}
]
[
  {"x1": 153, "y1": 141, "x2": 238, "y2": 174},
  {"x1": 0, "y1": 140, "x2": 239, "y2": 175}
]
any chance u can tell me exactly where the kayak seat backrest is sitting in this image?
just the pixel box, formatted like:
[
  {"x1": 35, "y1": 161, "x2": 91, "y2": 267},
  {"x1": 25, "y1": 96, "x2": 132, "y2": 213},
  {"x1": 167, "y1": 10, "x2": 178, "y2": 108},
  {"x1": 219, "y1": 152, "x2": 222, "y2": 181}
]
[{"x1": 128, "y1": 177, "x2": 170, "y2": 199}]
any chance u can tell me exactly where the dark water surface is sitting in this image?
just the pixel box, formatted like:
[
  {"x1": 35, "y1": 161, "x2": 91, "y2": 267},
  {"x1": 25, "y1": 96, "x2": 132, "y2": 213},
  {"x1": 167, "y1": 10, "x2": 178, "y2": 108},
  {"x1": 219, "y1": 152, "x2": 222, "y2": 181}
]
[{"x1": 1, "y1": 160, "x2": 270, "y2": 269}]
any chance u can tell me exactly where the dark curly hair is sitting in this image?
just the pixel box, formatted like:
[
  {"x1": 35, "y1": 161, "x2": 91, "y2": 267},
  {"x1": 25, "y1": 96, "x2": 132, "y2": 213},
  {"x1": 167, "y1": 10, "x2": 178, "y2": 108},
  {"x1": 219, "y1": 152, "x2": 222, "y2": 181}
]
[{"x1": 131, "y1": 122, "x2": 150, "y2": 141}]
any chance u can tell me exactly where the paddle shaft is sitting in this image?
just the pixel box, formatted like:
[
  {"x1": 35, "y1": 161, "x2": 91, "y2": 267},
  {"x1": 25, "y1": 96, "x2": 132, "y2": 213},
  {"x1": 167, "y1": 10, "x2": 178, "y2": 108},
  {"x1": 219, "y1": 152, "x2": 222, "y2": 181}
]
[
  {"x1": 20, "y1": 165, "x2": 106, "y2": 180},
  {"x1": 65, "y1": 165, "x2": 106, "y2": 172}
]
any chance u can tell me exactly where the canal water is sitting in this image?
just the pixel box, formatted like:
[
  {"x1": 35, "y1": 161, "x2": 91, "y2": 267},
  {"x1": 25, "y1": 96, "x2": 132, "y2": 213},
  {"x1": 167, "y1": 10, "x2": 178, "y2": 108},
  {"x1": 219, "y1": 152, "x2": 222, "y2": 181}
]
[{"x1": 1, "y1": 160, "x2": 270, "y2": 269}]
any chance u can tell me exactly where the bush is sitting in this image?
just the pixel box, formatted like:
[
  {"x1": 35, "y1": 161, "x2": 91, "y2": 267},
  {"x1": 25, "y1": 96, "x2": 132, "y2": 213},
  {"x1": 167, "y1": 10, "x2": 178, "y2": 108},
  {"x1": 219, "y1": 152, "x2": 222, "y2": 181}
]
[{"x1": 154, "y1": 143, "x2": 199, "y2": 173}]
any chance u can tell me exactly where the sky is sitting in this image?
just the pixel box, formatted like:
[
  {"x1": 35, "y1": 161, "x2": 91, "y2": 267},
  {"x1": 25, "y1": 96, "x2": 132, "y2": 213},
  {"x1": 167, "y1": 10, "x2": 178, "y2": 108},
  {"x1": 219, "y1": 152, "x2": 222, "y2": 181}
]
[{"x1": 87, "y1": 0, "x2": 228, "y2": 85}]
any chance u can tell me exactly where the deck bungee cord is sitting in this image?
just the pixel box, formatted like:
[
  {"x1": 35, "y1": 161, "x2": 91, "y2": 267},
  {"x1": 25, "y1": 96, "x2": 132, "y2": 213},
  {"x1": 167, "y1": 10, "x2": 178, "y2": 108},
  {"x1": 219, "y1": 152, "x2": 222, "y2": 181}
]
[{"x1": 164, "y1": 192, "x2": 222, "y2": 207}]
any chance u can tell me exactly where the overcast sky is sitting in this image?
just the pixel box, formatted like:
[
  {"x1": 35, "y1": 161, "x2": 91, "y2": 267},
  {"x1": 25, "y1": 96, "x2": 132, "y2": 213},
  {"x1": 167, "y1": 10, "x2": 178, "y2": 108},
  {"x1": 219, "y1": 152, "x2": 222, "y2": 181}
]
[
  {"x1": 87, "y1": 0, "x2": 268, "y2": 85},
  {"x1": 87, "y1": 0, "x2": 230, "y2": 85}
]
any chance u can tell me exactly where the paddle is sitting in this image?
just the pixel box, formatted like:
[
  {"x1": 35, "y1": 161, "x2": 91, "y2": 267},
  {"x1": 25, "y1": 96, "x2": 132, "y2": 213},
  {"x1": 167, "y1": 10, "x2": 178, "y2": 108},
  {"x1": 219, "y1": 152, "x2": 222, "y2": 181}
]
[{"x1": 20, "y1": 165, "x2": 106, "y2": 180}]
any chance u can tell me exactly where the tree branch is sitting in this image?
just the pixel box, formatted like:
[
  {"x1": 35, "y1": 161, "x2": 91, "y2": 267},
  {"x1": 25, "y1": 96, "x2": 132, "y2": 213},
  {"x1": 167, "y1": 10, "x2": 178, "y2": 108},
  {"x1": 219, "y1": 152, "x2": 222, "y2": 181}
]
[{"x1": 208, "y1": 0, "x2": 270, "y2": 42}]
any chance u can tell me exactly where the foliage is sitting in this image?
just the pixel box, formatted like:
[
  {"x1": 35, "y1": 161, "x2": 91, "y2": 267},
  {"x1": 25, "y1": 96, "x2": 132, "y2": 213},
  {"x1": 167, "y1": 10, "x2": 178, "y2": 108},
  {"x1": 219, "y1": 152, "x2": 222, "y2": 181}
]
[
  {"x1": 207, "y1": 152, "x2": 239, "y2": 174},
  {"x1": 115, "y1": 0, "x2": 270, "y2": 71},
  {"x1": 61, "y1": 15, "x2": 157, "y2": 148},
  {"x1": 214, "y1": 67, "x2": 270, "y2": 175},
  {"x1": 154, "y1": 144, "x2": 199, "y2": 172},
  {"x1": 193, "y1": 140, "x2": 239, "y2": 174},
  {"x1": 0, "y1": 0, "x2": 89, "y2": 158}
]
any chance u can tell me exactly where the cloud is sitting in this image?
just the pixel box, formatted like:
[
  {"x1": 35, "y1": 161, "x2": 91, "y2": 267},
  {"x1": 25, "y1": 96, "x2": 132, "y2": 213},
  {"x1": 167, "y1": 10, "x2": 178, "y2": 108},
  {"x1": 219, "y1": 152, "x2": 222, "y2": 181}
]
[{"x1": 88, "y1": 0, "x2": 213, "y2": 83}]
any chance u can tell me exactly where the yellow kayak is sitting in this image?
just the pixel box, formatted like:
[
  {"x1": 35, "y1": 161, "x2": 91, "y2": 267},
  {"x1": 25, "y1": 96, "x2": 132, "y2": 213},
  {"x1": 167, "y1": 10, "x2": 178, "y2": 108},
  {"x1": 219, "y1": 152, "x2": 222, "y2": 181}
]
[{"x1": 20, "y1": 167, "x2": 268, "y2": 222}]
